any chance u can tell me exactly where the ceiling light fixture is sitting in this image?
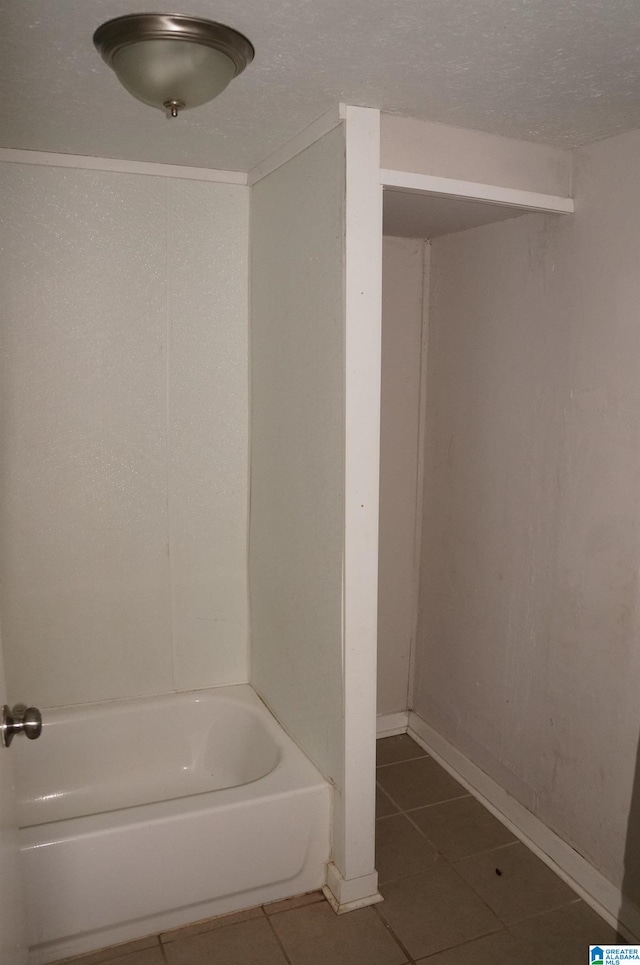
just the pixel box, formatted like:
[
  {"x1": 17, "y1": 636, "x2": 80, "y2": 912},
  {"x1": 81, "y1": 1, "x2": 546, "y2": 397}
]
[{"x1": 93, "y1": 13, "x2": 254, "y2": 118}]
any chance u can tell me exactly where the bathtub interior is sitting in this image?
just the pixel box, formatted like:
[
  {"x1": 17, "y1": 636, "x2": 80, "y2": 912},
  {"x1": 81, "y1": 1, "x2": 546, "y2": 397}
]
[{"x1": 15, "y1": 686, "x2": 283, "y2": 826}]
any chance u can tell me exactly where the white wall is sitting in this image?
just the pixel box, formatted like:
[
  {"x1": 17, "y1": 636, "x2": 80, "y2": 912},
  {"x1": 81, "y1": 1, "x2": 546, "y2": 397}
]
[
  {"x1": 377, "y1": 236, "x2": 426, "y2": 716},
  {"x1": 0, "y1": 162, "x2": 249, "y2": 709},
  {"x1": 251, "y1": 109, "x2": 382, "y2": 902},
  {"x1": 381, "y1": 114, "x2": 572, "y2": 197},
  {"x1": 249, "y1": 126, "x2": 345, "y2": 785},
  {"x1": 414, "y1": 129, "x2": 640, "y2": 918}
]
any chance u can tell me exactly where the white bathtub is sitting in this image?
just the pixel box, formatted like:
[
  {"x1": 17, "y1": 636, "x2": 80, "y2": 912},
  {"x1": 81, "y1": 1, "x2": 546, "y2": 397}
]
[{"x1": 13, "y1": 684, "x2": 331, "y2": 965}]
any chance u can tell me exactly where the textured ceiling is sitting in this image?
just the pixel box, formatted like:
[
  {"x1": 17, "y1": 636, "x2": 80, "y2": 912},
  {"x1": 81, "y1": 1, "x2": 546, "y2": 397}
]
[{"x1": 2, "y1": 0, "x2": 640, "y2": 172}]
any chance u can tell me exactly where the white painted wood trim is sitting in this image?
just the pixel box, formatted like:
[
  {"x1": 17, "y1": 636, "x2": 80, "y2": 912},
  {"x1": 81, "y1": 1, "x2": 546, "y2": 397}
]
[
  {"x1": 323, "y1": 864, "x2": 382, "y2": 914},
  {"x1": 0, "y1": 148, "x2": 247, "y2": 184},
  {"x1": 408, "y1": 711, "x2": 639, "y2": 941},
  {"x1": 381, "y1": 169, "x2": 574, "y2": 215},
  {"x1": 335, "y1": 106, "x2": 383, "y2": 884},
  {"x1": 376, "y1": 712, "x2": 409, "y2": 738},
  {"x1": 247, "y1": 106, "x2": 342, "y2": 185}
]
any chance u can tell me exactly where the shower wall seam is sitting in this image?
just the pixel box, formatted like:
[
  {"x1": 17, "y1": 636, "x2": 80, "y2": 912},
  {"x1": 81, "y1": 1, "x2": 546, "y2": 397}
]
[
  {"x1": 165, "y1": 180, "x2": 177, "y2": 692},
  {"x1": 245, "y1": 175, "x2": 254, "y2": 687}
]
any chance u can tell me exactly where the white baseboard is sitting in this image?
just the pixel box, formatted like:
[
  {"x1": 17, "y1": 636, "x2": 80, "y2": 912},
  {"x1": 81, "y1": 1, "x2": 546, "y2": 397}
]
[
  {"x1": 323, "y1": 863, "x2": 383, "y2": 914},
  {"x1": 376, "y1": 711, "x2": 409, "y2": 738},
  {"x1": 408, "y1": 711, "x2": 639, "y2": 942}
]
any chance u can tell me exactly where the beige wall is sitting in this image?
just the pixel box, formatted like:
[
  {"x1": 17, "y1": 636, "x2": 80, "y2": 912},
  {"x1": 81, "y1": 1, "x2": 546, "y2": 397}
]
[
  {"x1": 0, "y1": 163, "x2": 249, "y2": 709},
  {"x1": 249, "y1": 127, "x2": 345, "y2": 783},
  {"x1": 381, "y1": 114, "x2": 572, "y2": 197},
  {"x1": 415, "y1": 129, "x2": 640, "y2": 904},
  {"x1": 377, "y1": 236, "x2": 426, "y2": 716}
]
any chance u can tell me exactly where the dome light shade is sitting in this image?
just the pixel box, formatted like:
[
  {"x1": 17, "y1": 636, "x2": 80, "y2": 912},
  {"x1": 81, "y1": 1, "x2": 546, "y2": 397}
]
[{"x1": 93, "y1": 14, "x2": 254, "y2": 116}]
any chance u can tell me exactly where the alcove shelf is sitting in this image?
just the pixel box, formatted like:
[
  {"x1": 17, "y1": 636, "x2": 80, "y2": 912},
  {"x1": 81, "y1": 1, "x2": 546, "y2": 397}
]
[{"x1": 381, "y1": 168, "x2": 574, "y2": 239}]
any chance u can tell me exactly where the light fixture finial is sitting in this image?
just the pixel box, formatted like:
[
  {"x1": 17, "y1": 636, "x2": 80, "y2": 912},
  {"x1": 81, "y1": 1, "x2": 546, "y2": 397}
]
[{"x1": 165, "y1": 100, "x2": 184, "y2": 118}]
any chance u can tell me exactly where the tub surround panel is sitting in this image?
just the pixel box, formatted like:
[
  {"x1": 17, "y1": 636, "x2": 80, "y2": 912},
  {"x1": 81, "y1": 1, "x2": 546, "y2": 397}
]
[
  {"x1": 167, "y1": 180, "x2": 249, "y2": 692},
  {"x1": 0, "y1": 165, "x2": 172, "y2": 708},
  {"x1": 249, "y1": 126, "x2": 346, "y2": 785},
  {"x1": 0, "y1": 162, "x2": 249, "y2": 709}
]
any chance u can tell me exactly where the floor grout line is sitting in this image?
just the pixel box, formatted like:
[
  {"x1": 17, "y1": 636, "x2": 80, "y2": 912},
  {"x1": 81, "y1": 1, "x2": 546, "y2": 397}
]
[
  {"x1": 412, "y1": 924, "x2": 510, "y2": 961},
  {"x1": 402, "y1": 791, "x2": 471, "y2": 811},
  {"x1": 400, "y1": 798, "x2": 469, "y2": 848},
  {"x1": 158, "y1": 933, "x2": 169, "y2": 964},
  {"x1": 264, "y1": 914, "x2": 294, "y2": 965},
  {"x1": 376, "y1": 754, "x2": 429, "y2": 768},
  {"x1": 504, "y1": 895, "x2": 584, "y2": 927},
  {"x1": 448, "y1": 839, "x2": 521, "y2": 863},
  {"x1": 372, "y1": 901, "x2": 418, "y2": 964},
  {"x1": 375, "y1": 787, "x2": 470, "y2": 815}
]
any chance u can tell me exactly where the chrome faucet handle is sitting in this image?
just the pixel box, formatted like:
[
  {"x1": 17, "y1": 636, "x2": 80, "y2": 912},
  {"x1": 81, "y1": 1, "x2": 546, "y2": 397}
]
[{"x1": 1, "y1": 703, "x2": 43, "y2": 748}]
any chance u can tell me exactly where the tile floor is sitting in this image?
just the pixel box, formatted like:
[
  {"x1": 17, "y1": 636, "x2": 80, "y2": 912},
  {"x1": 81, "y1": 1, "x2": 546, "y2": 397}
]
[{"x1": 53, "y1": 735, "x2": 623, "y2": 965}]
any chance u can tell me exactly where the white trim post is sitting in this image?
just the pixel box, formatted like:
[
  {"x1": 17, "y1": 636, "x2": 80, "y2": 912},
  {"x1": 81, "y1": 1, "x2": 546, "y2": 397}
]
[{"x1": 323, "y1": 105, "x2": 383, "y2": 913}]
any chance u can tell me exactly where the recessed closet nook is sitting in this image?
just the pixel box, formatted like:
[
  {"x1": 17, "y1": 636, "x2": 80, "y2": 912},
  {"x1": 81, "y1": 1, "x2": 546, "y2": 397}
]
[{"x1": 4, "y1": 104, "x2": 640, "y2": 948}]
